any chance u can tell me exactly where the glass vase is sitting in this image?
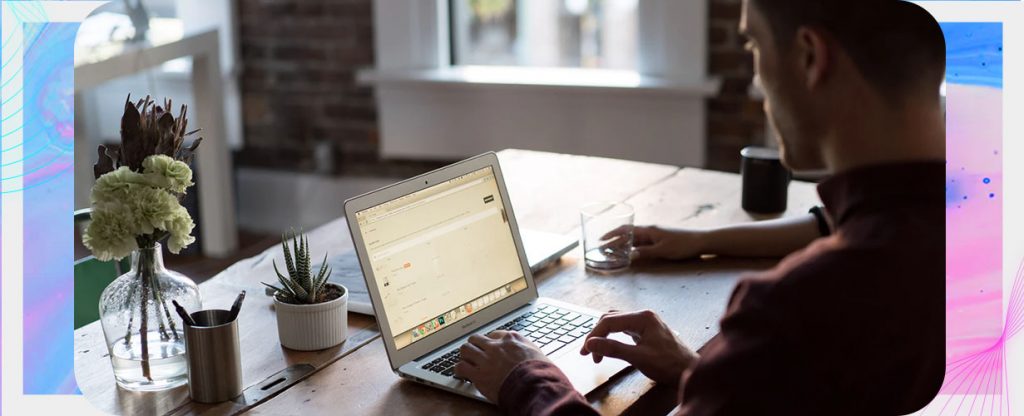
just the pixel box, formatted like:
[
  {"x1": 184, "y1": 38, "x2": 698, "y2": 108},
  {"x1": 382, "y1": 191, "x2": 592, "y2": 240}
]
[{"x1": 98, "y1": 243, "x2": 201, "y2": 391}]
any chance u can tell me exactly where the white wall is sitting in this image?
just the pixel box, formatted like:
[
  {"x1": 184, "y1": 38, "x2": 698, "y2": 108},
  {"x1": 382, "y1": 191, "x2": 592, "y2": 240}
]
[
  {"x1": 76, "y1": 0, "x2": 241, "y2": 149},
  {"x1": 377, "y1": 84, "x2": 705, "y2": 166}
]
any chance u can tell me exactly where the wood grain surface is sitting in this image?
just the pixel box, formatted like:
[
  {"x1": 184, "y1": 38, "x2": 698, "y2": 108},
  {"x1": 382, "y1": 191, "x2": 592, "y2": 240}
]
[{"x1": 74, "y1": 150, "x2": 820, "y2": 415}]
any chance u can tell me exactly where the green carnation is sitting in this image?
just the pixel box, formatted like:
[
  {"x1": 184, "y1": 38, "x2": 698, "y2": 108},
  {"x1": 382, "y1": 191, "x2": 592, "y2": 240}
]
[
  {"x1": 143, "y1": 155, "x2": 194, "y2": 194},
  {"x1": 85, "y1": 161, "x2": 198, "y2": 260},
  {"x1": 91, "y1": 167, "x2": 152, "y2": 203},
  {"x1": 82, "y1": 207, "x2": 140, "y2": 261},
  {"x1": 125, "y1": 185, "x2": 183, "y2": 235},
  {"x1": 165, "y1": 207, "x2": 196, "y2": 254}
]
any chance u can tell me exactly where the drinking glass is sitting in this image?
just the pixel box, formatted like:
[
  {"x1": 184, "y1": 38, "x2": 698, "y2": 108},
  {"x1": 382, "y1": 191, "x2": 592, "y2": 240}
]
[{"x1": 580, "y1": 202, "x2": 634, "y2": 272}]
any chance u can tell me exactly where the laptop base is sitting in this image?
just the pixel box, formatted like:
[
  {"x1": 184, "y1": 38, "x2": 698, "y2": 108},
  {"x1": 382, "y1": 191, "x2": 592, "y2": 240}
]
[{"x1": 398, "y1": 298, "x2": 632, "y2": 403}]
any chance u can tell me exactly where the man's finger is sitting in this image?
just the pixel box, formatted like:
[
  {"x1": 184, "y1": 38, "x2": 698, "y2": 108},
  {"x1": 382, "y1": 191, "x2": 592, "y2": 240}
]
[
  {"x1": 468, "y1": 334, "x2": 496, "y2": 349},
  {"x1": 585, "y1": 337, "x2": 642, "y2": 363},
  {"x1": 459, "y1": 342, "x2": 486, "y2": 366},
  {"x1": 600, "y1": 225, "x2": 634, "y2": 241},
  {"x1": 486, "y1": 330, "x2": 512, "y2": 340},
  {"x1": 599, "y1": 234, "x2": 629, "y2": 250},
  {"x1": 581, "y1": 311, "x2": 651, "y2": 354},
  {"x1": 632, "y1": 245, "x2": 662, "y2": 261},
  {"x1": 453, "y1": 360, "x2": 480, "y2": 381}
]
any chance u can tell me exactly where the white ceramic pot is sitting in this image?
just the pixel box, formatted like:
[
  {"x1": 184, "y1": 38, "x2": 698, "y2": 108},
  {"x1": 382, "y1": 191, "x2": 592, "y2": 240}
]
[{"x1": 273, "y1": 283, "x2": 348, "y2": 351}]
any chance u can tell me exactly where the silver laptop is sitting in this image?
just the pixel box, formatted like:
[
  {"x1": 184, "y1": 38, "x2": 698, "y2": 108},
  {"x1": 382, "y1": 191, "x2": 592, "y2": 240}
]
[
  {"x1": 344, "y1": 152, "x2": 630, "y2": 402},
  {"x1": 521, "y1": 229, "x2": 577, "y2": 273}
]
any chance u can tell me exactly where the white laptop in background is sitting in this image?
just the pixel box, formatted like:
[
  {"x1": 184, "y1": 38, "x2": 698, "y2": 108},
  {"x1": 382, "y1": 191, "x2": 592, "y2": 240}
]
[
  {"x1": 521, "y1": 229, "x2": 577, "y2": 273},
  {"x1": 344, "y1": 152, "x2": 630, "y2": 402}
]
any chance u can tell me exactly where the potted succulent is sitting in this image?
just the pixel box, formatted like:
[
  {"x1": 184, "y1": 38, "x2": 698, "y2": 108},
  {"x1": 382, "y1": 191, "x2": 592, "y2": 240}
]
[{"x1": 262, "y1": 230, "x2": 348, "y2": 350}]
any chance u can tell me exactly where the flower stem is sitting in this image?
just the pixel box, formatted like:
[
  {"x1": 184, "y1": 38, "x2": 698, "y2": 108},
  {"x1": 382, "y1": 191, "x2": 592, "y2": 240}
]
[
  {"x1": 137, "y1": 246, "x2": 155, "y2": 381},
  {"x1": 122, "y1": 284, "x2": 137, "y2": 347},
  {"x1": 152, "y1": 274, "x2": 179, "y2": 341},
  {"x1": 152, "y1": 273, "x2": 170, "y2": 341}
]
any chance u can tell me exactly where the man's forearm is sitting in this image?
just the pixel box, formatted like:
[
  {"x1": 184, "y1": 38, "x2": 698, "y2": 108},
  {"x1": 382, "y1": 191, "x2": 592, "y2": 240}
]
[{"x1": 698, "y1": 213, "x2": 821, "y2": 258}]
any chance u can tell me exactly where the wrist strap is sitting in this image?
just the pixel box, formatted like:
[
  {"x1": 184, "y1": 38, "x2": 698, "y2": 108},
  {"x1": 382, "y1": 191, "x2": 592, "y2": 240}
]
[{"x1": 808, "y1": 206, "x2": 831, "y2": 236}]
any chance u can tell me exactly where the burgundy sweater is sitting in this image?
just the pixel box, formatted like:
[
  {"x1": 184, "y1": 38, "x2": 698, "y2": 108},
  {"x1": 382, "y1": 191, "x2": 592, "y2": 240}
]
[{"x1": 498, "y1": 162, "x2": 946, "y2": 416}]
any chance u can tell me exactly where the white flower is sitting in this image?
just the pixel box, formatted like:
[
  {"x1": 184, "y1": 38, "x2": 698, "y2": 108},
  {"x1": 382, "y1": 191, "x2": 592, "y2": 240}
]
[
  {"x1": 166, "y1": 207, "x2": 196, "y2": 254},
  {"x1": 91, "y1": 167, "x2": 151, "y2": 203},
  {"x1": 82, "y1": 207, "x2": 139, "y2": 261},
  {"x1": 143, "y1": 155, "x2": 193, "y2": 194},
  {"x1": 84, "y1": 161, "x2": 197, "y2": 260}
]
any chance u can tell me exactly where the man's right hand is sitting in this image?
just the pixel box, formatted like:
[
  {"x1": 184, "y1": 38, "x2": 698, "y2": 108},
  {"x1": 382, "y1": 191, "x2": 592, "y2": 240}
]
[{"x1": 580, "y1": 310, "x2": 699, "y2": 385}]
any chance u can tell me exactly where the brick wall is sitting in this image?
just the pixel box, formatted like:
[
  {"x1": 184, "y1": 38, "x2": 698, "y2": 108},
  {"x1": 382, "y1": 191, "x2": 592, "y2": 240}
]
[
  {"x1": 236, "y1": 0, "x2": 442, "y2": 176},
  {"x1": 706, "y1": 0, "x2": 767, "y2": 172},
  {"x1": 236, "y1": 0, "x2": 764, "y2": 174}
]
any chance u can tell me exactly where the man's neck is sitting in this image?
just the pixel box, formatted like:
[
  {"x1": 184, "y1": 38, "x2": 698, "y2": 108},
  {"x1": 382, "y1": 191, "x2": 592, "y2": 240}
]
[{"x1": 821, "y1": 97, "x2": 945, "y2": 174}]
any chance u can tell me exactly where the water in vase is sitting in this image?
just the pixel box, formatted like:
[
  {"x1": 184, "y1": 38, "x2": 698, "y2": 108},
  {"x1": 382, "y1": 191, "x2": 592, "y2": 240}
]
[{"x1": 108, "y1": 330, "x2": 188, "y2": 391}]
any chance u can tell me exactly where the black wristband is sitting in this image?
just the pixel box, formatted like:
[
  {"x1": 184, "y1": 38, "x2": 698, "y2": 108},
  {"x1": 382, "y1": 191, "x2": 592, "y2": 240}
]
[{"x1": 808, "y1": 206, "x2": 831, "y2": 236}]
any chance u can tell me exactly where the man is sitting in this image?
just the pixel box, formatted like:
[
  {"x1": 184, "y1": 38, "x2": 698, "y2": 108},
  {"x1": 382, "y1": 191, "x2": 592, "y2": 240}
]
[{"x1": 454, "y1": 1, "x2": 946, "y2": 414}]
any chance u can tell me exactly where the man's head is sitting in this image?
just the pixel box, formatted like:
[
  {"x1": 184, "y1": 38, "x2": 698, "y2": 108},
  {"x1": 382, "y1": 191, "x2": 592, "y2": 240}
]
[{"x1": 740, "y1": 0, "x2": 946, "y2": 171}]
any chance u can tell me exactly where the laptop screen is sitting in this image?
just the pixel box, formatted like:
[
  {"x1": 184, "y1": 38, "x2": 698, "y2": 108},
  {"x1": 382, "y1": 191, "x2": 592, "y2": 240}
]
[{"x1": 354, "y1": 166, "x2": 529, "y2": 350}]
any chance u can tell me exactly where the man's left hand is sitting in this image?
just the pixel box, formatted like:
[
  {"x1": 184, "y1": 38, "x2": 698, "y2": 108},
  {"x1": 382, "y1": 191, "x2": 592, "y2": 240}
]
[{"x1": 454, "y1": 330, "x2": 551, "y2": 402}]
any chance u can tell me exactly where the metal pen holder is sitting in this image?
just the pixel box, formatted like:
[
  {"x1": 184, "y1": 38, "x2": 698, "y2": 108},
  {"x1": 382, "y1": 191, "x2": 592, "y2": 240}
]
[{"x1": 184, "y1": 309, "x2": 243, "y2": 403}]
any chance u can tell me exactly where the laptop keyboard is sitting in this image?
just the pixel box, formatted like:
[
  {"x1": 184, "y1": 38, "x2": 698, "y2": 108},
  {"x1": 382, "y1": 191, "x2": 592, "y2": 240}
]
[{"x1": 420, "y1": 305, "x2": 596, "y2": 377}]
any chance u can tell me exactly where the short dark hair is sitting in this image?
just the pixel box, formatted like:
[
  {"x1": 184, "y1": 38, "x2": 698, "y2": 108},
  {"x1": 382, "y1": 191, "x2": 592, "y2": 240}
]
[{"x1": 751, "y1": 0, "x2": 946, "y2": 102}]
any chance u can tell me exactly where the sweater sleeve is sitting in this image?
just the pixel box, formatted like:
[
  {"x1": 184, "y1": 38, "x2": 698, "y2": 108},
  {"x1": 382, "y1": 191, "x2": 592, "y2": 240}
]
[{"x1": 498, "y1": 360, "x2": 600, "y2": 416}]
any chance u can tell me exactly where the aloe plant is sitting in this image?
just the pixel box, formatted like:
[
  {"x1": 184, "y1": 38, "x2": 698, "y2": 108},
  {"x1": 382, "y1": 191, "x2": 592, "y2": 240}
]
[{"x1": 263, "y1": 230, "x2": 334, "y2": 304}]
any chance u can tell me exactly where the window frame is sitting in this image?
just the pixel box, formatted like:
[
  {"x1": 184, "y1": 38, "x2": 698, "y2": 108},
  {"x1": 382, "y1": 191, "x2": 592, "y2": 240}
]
[
  {"x1": 361, "y1": 0, "x2": 720, "y2": 168},
  {"x1": 367, "y1": 0, "x2": 715, "y2": 91},
  {"x1": 447, "y1": 0, "x2": 638, "y2": 71}
]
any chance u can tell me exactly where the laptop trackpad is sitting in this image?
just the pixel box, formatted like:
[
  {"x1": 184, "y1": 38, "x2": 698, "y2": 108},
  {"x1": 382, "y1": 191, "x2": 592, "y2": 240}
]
[{"x1": 556, "y1": 333, "x2": 634, "y2": 394}]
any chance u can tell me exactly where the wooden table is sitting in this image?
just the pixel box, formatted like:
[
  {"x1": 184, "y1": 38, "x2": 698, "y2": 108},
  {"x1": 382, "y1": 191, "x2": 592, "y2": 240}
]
[{"x1": 74, "y1": 150, "x2": 820, "y2": 415}]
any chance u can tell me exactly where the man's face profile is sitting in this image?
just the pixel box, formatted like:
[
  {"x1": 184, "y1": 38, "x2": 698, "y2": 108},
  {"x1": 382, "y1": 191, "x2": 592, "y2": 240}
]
[{"x1": 739, "y1": 0, "x2": 826, "y2": 172}]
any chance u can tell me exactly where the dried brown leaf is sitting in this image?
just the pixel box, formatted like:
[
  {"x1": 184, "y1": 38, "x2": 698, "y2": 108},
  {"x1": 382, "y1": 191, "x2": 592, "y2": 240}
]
[
  {"x1": 120, "y1": 95, "x2": 144, "y2": 170},
  {"x1": 93, "y1": 145, "x2": 115, "y2": 179}
]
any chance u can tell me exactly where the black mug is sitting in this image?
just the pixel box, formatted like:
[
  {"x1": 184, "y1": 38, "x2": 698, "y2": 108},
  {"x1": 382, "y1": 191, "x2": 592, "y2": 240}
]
[{"x1": 740, "y1": 146, "x2": 790, "y2": 214}]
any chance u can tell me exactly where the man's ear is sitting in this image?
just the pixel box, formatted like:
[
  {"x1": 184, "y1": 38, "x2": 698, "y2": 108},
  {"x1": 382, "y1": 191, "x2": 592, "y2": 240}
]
[{"x1": 794, "y1": 26, "x2": 829, "y2": 90}]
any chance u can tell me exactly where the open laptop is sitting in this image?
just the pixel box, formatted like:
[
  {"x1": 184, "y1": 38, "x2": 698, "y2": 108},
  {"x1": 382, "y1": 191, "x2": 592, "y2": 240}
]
[
  {"x1": 317, "y1": 230, "x2": 576, "y2": 316},
  {"x1": 521, "y1": 229, "x2": 577, "y2": 273},
  {"x1": 344, "y1": 152, "x2": 630, "y2": 402}
]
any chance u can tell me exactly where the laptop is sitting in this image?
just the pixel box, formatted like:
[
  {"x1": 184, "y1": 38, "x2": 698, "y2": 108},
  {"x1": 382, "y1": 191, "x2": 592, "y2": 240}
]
[
  {"x1": 521, "y1": 229, "x2": 577, "y2": 273},
  {"x1": 344, "y1": 152, "x2": 631, "y2": 402},
  {"x1": 319, "y1": 229, "x2": 577, "y2": 316}
]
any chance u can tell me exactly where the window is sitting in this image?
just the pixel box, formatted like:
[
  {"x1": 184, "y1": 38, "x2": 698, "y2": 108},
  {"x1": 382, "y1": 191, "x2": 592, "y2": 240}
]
[
  {"x1": 450, "y1": 0, "x2": 639, "y2": 70},
  {"x1": 364, "y1": 0, "x2": 715, "y2": 167}
]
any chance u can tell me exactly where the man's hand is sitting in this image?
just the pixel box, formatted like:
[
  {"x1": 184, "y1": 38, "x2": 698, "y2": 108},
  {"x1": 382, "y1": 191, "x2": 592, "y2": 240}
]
[
  {"x1": 454, "y1": 330, "x2": 551, "y2": 403},
  {"x1": 580, "y1": 310, "x2": 699, "y2": 385},
  {"x1": 603, "y1": 226, "x2": 707, "y2": 261}
]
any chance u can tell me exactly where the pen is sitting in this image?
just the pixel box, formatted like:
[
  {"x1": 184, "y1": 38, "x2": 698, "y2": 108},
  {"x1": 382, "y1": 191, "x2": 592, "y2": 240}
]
[
  {"x1": 172, "y1": 300, "x2": 196, "y2": 326},
  {"x1": 229, "y1": 290, "x2": 246, "y2": 322}
]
